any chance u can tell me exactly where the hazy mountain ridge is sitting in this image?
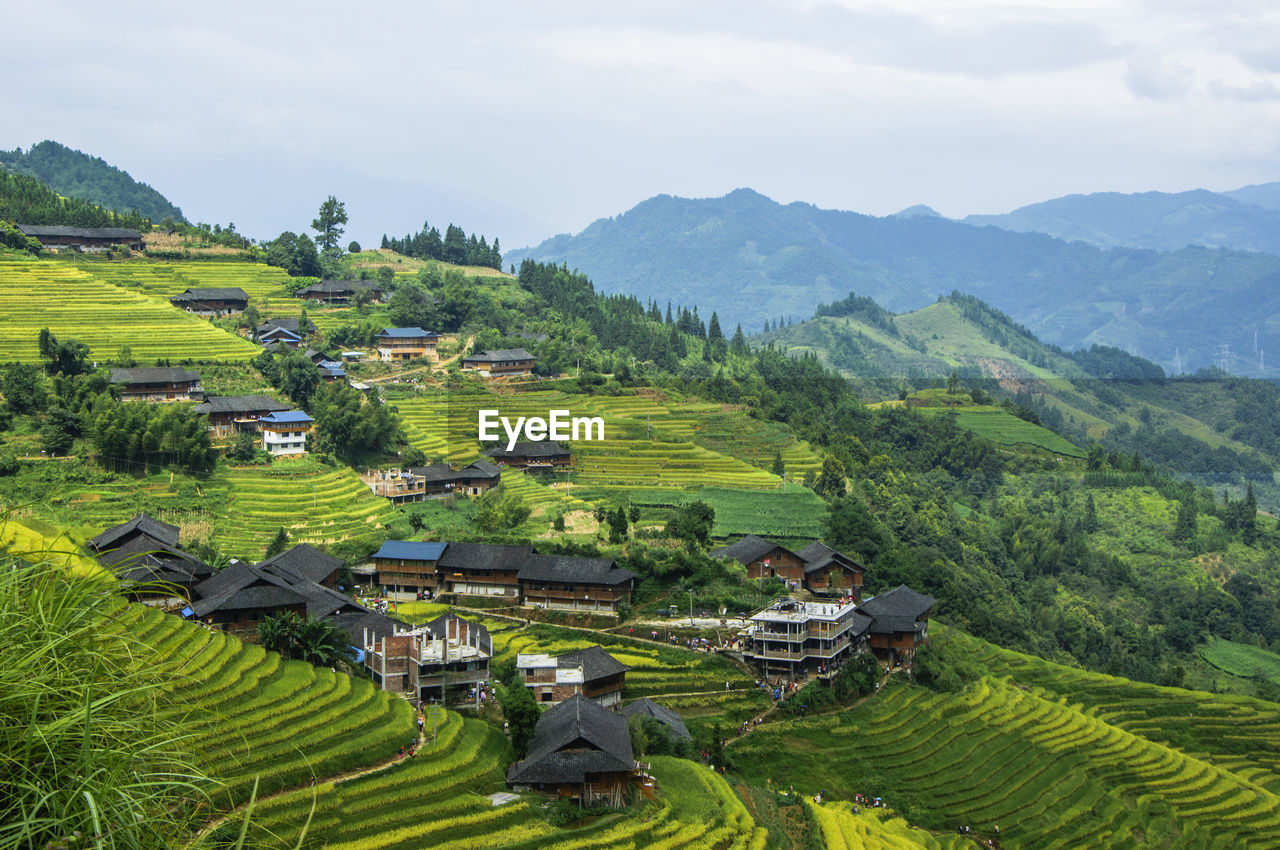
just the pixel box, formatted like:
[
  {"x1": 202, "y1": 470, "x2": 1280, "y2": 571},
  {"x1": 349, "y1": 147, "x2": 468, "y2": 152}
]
[{"x1": 507, "y1": 188, "x2": 1280, "y2": 375}]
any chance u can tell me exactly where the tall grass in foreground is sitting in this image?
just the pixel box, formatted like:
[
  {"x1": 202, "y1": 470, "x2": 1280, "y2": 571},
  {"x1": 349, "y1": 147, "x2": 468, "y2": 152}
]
[{"x1": 0, "y1": 550, "x2": 207, "y2": 850}]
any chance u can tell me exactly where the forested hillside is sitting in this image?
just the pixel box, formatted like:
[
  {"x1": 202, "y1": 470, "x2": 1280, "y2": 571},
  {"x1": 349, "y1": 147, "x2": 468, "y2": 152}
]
[
  {"x1": 507, "y1": 188, "x2": 1280, "y2": 375},
  {"x1": 0, "y1": 140, "x2": 184, "y2": 222}
]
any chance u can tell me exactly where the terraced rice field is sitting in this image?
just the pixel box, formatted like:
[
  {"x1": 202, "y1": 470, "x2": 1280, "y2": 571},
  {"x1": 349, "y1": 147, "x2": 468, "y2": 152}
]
[
  {"x1": 0, "y1": 516, "x2": 102, "y2": 577},
  {"x1": 807, "y1": 801, "x2": 978, "y2": 849},
  {"x1": 1199, "y1": 636, "x2": 1280, "y2": 686},
  {"x1": 215, "y1": 461, "x2": 398, "y2": 556},
  {"x1": 731, "y1": 630, "x2": 1280, "y2": 848},
  {"x1": 0, "y1": 258, "x2": 259, "y2": 362},
  {"x1": 627, "y1": 484, "x2": 827, "y2": 541},
  {"x1": 497, "y1": 469, "x2": 590, "y2": 531},
  {"x1": 921, "y1": 407, "x2": 1085, "y2": 458},
  {"x1": 72, "y1": 257, "x2": 300, "y2": 315}
]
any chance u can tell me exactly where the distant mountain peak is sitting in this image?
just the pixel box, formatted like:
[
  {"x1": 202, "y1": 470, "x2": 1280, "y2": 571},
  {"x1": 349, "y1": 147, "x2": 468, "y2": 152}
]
[{"x1": 892, "y1": 204, "x2": 943, "y2": 219}]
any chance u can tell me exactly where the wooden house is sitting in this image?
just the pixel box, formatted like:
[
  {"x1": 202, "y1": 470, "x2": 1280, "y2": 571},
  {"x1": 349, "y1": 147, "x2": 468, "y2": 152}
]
[
  {"x1": 622, "y1": 698, "x2": 692, "y2": 742},
  {"x1": 169, "y1": 287, "x2": 249, "y2": 316},
  {"x1": 517, "y1": 645, "x2": 628, "y2": 707},
  {"x1": 371, "y1": 540, "x2": 448, "y2": 595},
  {"x1": 363, "y1": 614, "x2": 491, "y2": 703},
  {"x1": 256, "y1": 317, "x2": 315, "y2": 339},
  {"x1": 90, "y1": 515, "x2": 212, "y2": 606},
  {"x1": 460, "y1": 348, "x2": 535, "y2": 378},
  {"x1": 89, "y1": 513, "x2": 181, "y2": 554},
  {"x1": 507, "y1": 694, "x2": 638, "y2": 805},
  {"x1": 109, "y1": 367, "x2": 203, "y2": 402},
  {"x1": 438, "y1": 542, "x2": 532, "y2": 600},
  {"x1": 259, "y1": 410, "x2": 312, "y2": 455},
  {"x1": 16, "y1": 224, "x2": 143, "y2": 252},
  {"x1": 193, "y1": 394, "x2": 290, "y2": 436},
  {"x1": 187, "y1": 561, "x2": 309, "y2": 636},
  {"x1": 376, "y1": 327, "x2": 439, "y2": 362},
  {"x1": 856, "y1": 585, "x2": 936, "y2": 666},
  {"x1": 484, "y1": 440, "x2": 571, "y2": 472},
  {"x1": 742, "y1": 597, "x2": 872, "y2": 681},
  {"x1": 295, "y1": 280, "x2": 383, "y2": 304},
  {"x1": 257, "y1": 327, "x2": 303, "y2": 349},
  {"x1": 257, "y1": 543, "x2": 344, "y2": 589},
  {"x1": 796, "y1": 541, "x2": 865, "y2": 600},
  {"x1": 517, "y1": 554, "x2": 636, "y2": 614},
  {"x1": 712, "y1": 535, "x2": 806, "y2": 584}
]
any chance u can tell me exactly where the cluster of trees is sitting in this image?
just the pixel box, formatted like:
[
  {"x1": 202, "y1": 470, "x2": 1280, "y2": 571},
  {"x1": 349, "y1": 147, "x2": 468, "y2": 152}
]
[
  {"x1": 0, "y1": 140, "x2": 184, "y2": 222},
  {"x1": 262, "y1": 196, "x2": 348, "y2": 276},
  {"x1": 89, "y1": 399, "x2": 216, "y2": 473},
  {"x1": 381, "y1": 221, "x2": 501, "y2": 269},
  {"x1": 0, "y1": 170, "x2": 151, "y2": 230},
  {"x1": 256, "y1": 611, "x2": 356, "y2": 668},
  {"x1": 813, "y1": 291, "x2": 899, "y2": 335}
]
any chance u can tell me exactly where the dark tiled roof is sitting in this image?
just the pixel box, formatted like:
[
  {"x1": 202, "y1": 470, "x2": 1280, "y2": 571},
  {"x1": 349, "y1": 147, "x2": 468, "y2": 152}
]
[
  {"x1": 89, "y1": 514, "x2": 180, "y2": 551},
  {"x1": 711, "y1": 535, "x2": 795, "y2": 565},
  {"x1": 170, "y1": 287, "x2": 248, "y2": 301},
  {"x1": 463, "y1": 349, "x2": 534, "y2": 362},
  {"x1": 857, "y1": 585, "x2": 936, "y2": 635},
  {"x1": 97, "y1": 534, "x2": 213, "y2": 580},
  {"x1": 256, "y1": 543, "x2": 343, "y2": 586},
  {"x1": 17, "y1": 225, "x2": 140, "y2": 239},
  {"x1": 189, "y1": 562, "x2": 309, "y2": 617},
  {"x1": 557, "y1": 645, "x2": 628, "y2": 681},
  {"x1": 485, "y1": 441, "x2": 570, "y2": 460},
  {"x1": 796, "y1": 541, "x2": 864, "y2": 575},
  {"x1": 438, "y1": 542, "x2": 534, "y2": 571},
  {"x1": 193, "y1": 394, "x2": 290, "y2": 416},
  {"x1": 328, "y1": 608, "x2": 399, "y2": 644},
  {"x1": 622, "y1": 698, "x2": 692, "y2": 741},
  {"x1": 507, "y1": 694, "x2": 634, "y2": 785},
  {"x1": 408, "y1": 460, "x2": 500, "y2": 483},
  {"x1": 297, "y1": 280, "x2": 382, "y2": 297},
  {"x1": 377, "y1": 327, "x2": 438, "y2": 339},
  {"x1": 109, "y1": 367, "x2": 201, "y2": 385},
  {"x1": 518, "y1": 554, "x2": 636, "y2": 587},
  {"x1": 464, "y1": 458, "x2": 501, "y2": 477},
  {"x1": 257, "y1": 318, "x2": 314, "y2": 335}
]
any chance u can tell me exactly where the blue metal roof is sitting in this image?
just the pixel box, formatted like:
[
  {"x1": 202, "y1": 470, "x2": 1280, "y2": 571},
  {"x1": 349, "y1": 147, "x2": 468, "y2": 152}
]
[
  {"x1": 379, "y1": 327, "x2": 439, "y2": 338},
  {"x1": 260, "y1": 410, "x2": 314, "y2": 423},
  {"x1": 372, "y1": 540, "x2": 448, "y2": 561}
]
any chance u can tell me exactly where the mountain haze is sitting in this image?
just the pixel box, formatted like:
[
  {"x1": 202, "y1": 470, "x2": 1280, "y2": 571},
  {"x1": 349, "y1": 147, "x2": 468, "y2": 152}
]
[{"x1": 508, "y1": 189, "x2": 1280, "y2": 375}]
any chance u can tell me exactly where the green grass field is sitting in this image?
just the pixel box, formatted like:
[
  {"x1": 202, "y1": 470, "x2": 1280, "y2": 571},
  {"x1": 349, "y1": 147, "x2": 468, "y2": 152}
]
[
  {"x1": 920, "y1": 407, "x2": 1085, "y2": 458},
  {"x1": 1200, "y1": 637, "x2": 1280, "y2": 685},
  {"x1": 0, "y1": 258, "x2": 259, "y2": 362},
  {"x1": 625, "y1": 484, "x2": 828, "y2": 541}
]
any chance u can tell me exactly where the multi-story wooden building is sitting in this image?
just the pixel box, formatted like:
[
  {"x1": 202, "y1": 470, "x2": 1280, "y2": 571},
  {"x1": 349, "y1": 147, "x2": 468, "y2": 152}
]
[
  {"x1": 109, "y1": 367, "x2": 203, "y2": 402},
  {"x1": 507, "y1": 694, "x2": 638, "y2": 806},
  {"x1": 460, "y1": 348, "x2": 535, "y2": 378},
  {"x1": 362, "y1": 460, "x2": 501, "y2": 502},
  {"x1": 517, "y1": 645, "x2": 629, "y2": 707},
  {"x1": 193, "y1": 394, "x2": 291, "y2": 436},
  {"x1": 169, "y1": 287, "x2": 249, "y2": 316},
  {"x1": 363, "y1": 614, "x2": 491, "y2": 703},
  {"x1": 742, "y1": 597, "x2": 872, "y2": 681},
  {"x1": 296, "y1": 280, "x2": 384, "y2": 304},
  {"x1": 187, "y1": 561, "x2": 310, "y2": 636},
  {"x1": 259, "y1": 410, "x2": 313, "y2": 455},
  {"x1": 16, "y1": 224, "x2": 143, "y2": 252},
  {"x1": 376, "y1": 327, "x2": 439, "y2": 362},
  {"x1": 795, "y1": 541, "x2": 865, "y2": 600},
  {"x1": 714, "y1": 535, "x2": 864, "y2": 597},
  {"x1": 857, "y1": 585, "x2": 936, "y2": 666},
  {"x1": 371, "y1": 540, "x2": 448, "y2": 595},
  {"x1": 256, "y1": 317, "x2": 315, "y2": 340},
  {"x1": 484, "y1": 440, "x2": 572, "y2": 472},
  {"x1": 517, "y1": 555, "x2": 637, "y2": 614},
  {"x1": 712, "y1": 535, "x2": 807, "y2": 584},
  {"x1": 90, "y1": 514, "x2": 213, "y2": 607},
  {"x1": 438, "y1": 542, "x2": 533, "y2": 599}
]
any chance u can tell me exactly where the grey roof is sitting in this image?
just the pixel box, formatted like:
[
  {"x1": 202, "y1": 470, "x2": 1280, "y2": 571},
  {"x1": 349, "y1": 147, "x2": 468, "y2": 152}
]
[
  {"x1": 328, "y1": 608, "x2": 399, "y2": 644},
  {"x1": 518, "y1": 554, "x2": 636, "y2": 587},
  {"x1": 507, "y1": 694, "x2": 634, "y2": 785},
  {"x1": 857, "y1": 585, "x2": 936, "y2": 635},
  {"x1": 189, "y1": 561, "x2": 310, "y2": 617},
  {"x1": 372, "y1": 540, "x2": 447, "y2": 562},
  {"x1": 463, "y1": 349, "x2": 534, "y2": 362},
  {"x1": 193, "y1": 394, "x2": 290, "y2": 416},
  {"x1": 796, "y1": 541, "x2": 864, "y2": 575},
  {"x1": 712, "y1": 535, "x2": 796, "y2": 565},
  {"x1": 377, "y1": 327, "x2": 438, "y2": 339},
  {"x1": 98, "y1": 535, "x2": 213, "y2": 585},
  {"x1": 622, "y1": 698, "x2": 692, "y2": 741},
  {"x1": 89, "y1": 513, "x2": 180, "y2": 551},
  {"x1": 409, "y1": 459, "x2": 500, "y2": 484},
  {"x1": 256, "y1": 543, "x2": 343, "y2": 586},
  {"x1": 556, "y1": 645, "x2": 628, "y2": 681},
  {"x1": 109, "y1": 367, "x2": 201, "y2": 385},
  {"x1": 464, "y1": 458, "x2": 501, "y2": 477},
  {"x1": 17, "y1": 225, "x2": 140, "y2": 239},
  {"x1": 257, "y1": 318, "x2": 314, "y2": 335},
  {"x1": 438, "y1": 542, "x2": 534, "y2": 572},
  {"x1": 485, "y1": 441, "x2": 570, "y2": 460},
  {"x1": 296, "y1": 280, "x2": 382, "y2": 297},
  {"x1": 170, "y1": 287, "x2": 248, "y2": 302}
]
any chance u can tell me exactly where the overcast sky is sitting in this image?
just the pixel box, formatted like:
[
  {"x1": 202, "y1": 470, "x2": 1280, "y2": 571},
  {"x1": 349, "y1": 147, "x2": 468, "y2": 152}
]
[{"x1": 6, "y1": 0, "x2": 1280, "y2": 248}]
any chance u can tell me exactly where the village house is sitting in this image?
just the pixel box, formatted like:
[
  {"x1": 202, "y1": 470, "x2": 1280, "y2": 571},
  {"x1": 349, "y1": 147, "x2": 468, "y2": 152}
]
[
  {"x1": 517, "y1": 554, "x2": 637, "y2": 614},
  {"x1": 301, "y1": 348, "x2": 347, "y2": 381},
  {"x1": 109, "y1": 367, "x2": 203, "y2": 402},
  {"x1": 362, "y1": 468, "x2": 430, "y2": 504},
  {"x1": 257, "y1": 327, "x2": 303, "y2": 349},
  {"x1": 484, "y1": 440, "x2": 572, "y2": 472},
  {"x1": 193, "y1": 394, "x2": 291, "y2": 437},
  {"x1": 371, "y1": 540, "x2": 448, "y2": 596},
  {"x1": 376, "y1": 327, "x2": 439, "y2": 362},
  {"x1": 89, "y1": 512, "x2": 181, "y2": 554},
  {"x1": 257, "y1": 543, "x2": 344, "y2": 589},
  {"x1": 169, "y1": 287, "x2": 249, "y2": 317},
  {"x1": 438, "y1": 542, "x2": 533, "y2": 600},
  {"x1": 259, "y1": 410, "x2": 313, "y2": 455},
  {"x1": 460, "y1": 348, "x2": 535, "y2": 378},
  {"x1": 856, "y1": 585, "x2": 936, "y2": 666},
  {"x1": 186, "y1": 561, "x2": 310, "y2": 636},
  {"x1": 16, "y1": 224, "x2": 144, "y2": 252},
  {"x1": 517, "y1": 645, "x2": 628, "y2": 707},
  {"x1": 742, "y1": 597, "x2": 872, "y2": 681},
  {"x1": 361, "y1": 459, "x2": 500, "y2": 502},
  {"x1": 713, "y1": 535, "x2": 864, "y2": 597},
  {"x1": 507, "y1": 694, "x2": 639, "y2": 806},
  {"x1": 363, "y1": 613, "x2": 491, "y2": 703},
  {"x1": 621, "y1": 698, "x2": 692, "y2": 742},
  {"x1": 295, "y1": 280, "x2": 384, "y2": 304},
  {"x1": 89, "y1": 514, "x2": 213, "y2": 606},
  {"x1": 256, "y1": 317, "x2": 316, "y2": 340}
]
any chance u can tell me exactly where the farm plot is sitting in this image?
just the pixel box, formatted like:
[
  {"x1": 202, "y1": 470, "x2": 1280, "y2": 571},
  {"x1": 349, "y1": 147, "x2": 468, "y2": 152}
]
[
  {"x1": 807, "y1": 800, "x2": 978, "y2": 849},
  {"x1": 75, "y1": 257, "x2": 297, "y2": 313},
  {"x1": 1200, "y1": 636, "x2": 1280, "y2": 686},
  {"x1": 627, "y1": 484, "x2": 827, "y2": 541},
  {"x1": 497, "y1": 469, "x2": 590, "y2": 532},
  {"x1": 922, "y1": 407, "x2": 1085, "y2": 458},
  {"x1": 214, "y1": 461, "x2": 398, "y2": 557},
  {"x1": 0, "y1": 258, "x2": 259, "y2": 362}
]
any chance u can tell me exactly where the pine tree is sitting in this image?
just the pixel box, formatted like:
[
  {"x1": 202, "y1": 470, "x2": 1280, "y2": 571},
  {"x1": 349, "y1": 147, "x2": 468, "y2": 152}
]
[
  {"x1": 730, "y1": 324, "x2": 748, "y2": 356},
  {"x1": 771, "y1": 450, "x2": 785, "y2": 478},
  {"x1": 1083, "y1": 494, "x2": 1099, "y2": 533},
  {"x1": 708, "y1": 311, "x2": 723, "y2": 341},
  {"x1": 665, "y1": 302, "x2": 673, "y2": 324},
  {"x1": 1174, "y1": 498, "x2": 1197, "y2": 544},
  {"x1": 1242, "y1": 484, "x2": 1259, "y2": 545}
]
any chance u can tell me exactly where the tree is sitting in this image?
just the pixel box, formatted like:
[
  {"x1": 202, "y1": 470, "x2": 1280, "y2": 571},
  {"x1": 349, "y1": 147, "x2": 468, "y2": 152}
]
[
  {"x1": 729, "y1": 324, "x2": 748, "y2": 357},
  {"x1": 312, "y1": 195, "x2": 348, "y2": 260},
  {"x1": 666, "y1": 500, "x2": 714, "y2": 548},
  {"x1": 1083, "y1": 494, "x2": 1100, "y2": 534},
  {"x1": 276, "y1": 351, "x2": 322, "y2": 407},
  {"x1": 263, "y1": 231, "x2": 322, "y2": 277},
  {"x1": 827, "y1": 495, "x2": 888, "y2": 560},
  {"x1": 813, "y1": 455, "x2": 847, "y2": 500},
  {"x1": 771, "y1": 450, "x2": 785, "y2": 478},
  {"x1": 2, "y1": 363, "x2": 46, "y2": 414},
  {"x1": 1173, "y1": 498, "x2": 1197, "y2": 545},
  {"x1": 1242, "y1": 484, "x2": 1259, "y2": 545},
  {"x1": 265, "y1": 527, "x2": 290, "y2": 559},
  {"x1": 229, "y1": 430, "x2": 258, "y2": 462},
  {"x1": 347, "y1": 240, "x2": 362, "y2": 254},
  {"x1": 475, "y1": 488, "x2": 532, "y2": 532},
  {"x1": 608, "y1": 506, "x2": 629, "y2": 543},
  {"x1": 36, "y1": 328, "x2": 88, "y2": 376},
  {"x1": 310, "y1": 381, "x2": 402, "y2": 461},
  {"x1": 498, "y1": 680, "x2": 540, "y2": 759}
]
